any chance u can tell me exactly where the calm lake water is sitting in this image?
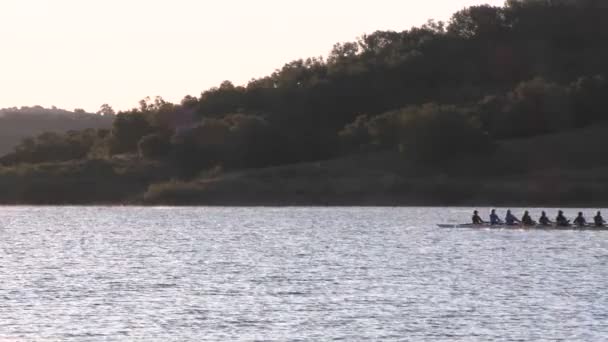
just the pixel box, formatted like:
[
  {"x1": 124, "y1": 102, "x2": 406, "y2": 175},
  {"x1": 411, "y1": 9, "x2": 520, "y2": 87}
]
[{"x1": 0, "y1": 207, "x2": 607, "y2": 341}]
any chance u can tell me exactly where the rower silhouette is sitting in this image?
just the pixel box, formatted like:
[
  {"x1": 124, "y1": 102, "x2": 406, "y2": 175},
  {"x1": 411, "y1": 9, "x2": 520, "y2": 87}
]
[
  {"x1": 522, "y1": 210, "x2": 536, "y2": 226},
  {"x1": 539, "y1": 211, "x2": 552, "y2": 226},
  {"x1": 556, "y1": 210, "x2": 571, "y2": 227},
  {"x1": 505, "y1": 210, "x2": 520, "y2": 225},
  {"x1": 490, "y1": 209, "x2": 503, "y2": 225},
  {"x1": 594, "y1": 211, "x2": 606, "y2": 227},
  {"x1": 472, "y1": 210, "x2": 484, "y2": 225},
  {"x1": 574, "y1": 212, "x2": 587, "y2": 227}
]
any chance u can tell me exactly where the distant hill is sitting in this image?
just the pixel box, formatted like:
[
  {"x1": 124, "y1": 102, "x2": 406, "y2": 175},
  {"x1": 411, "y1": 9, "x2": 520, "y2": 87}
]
[{"x1": 0, "y1": 106, "x2": 114, "y2": 155}]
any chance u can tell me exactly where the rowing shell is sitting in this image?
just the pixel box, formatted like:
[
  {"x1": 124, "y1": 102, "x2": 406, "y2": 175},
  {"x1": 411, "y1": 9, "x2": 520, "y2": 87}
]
[{"x1": 437, "y1": 224, "x2": 608, "y2": 231}]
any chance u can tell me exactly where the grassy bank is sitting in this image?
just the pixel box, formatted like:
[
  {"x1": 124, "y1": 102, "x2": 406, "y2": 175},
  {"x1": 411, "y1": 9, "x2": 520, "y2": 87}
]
[
  {"x1": 141, "y1": 165, "x2": 608, "y2": 207},
  {"x1": 141, "y1": 123, "x2": 608, "y2": 206},
  {"x1": 0, "y1": 158, "x2": 171, "y2": 204}
]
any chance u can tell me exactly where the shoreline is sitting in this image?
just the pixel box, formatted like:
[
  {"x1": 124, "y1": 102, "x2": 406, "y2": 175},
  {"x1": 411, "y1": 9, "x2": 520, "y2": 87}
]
[{"x1": 0, "y1": 199, "x2": 606, "y2": 208}]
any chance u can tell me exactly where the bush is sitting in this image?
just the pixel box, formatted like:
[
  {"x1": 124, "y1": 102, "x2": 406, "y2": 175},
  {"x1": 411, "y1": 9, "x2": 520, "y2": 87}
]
[
  {"x1": 0, "y1": 129, "x2": 102, "y2": 165},
  {"x1": 397, "y1": 105, "x2": 494, "y2": 163},
  {"x1": 138, "y1": 133, "x2": 172, "y2": 159},
  {"x1": 476, "y1": 77, "x2": 592, "y2": 139},
  {"x1": 339, "y1": 103, "x2": 495, "y2": 164},
  {"x1": 109, "y1": 113, "x2": 152, "y2": 154}
]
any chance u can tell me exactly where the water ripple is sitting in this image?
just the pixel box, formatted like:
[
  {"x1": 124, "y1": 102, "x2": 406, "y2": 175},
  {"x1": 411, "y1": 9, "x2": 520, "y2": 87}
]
[{"x1": 0, "y1": 207, "x2": 606, "y2": 341}]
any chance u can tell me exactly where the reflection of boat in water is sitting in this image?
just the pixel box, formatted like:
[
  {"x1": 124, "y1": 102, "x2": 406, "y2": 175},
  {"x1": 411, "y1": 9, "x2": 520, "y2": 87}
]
[{"x1": 437, "y1": 223, "x2": 608, "y2": 231}]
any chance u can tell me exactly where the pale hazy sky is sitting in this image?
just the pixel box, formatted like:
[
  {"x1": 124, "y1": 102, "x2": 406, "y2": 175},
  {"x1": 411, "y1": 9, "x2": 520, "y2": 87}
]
[{"x1": 0, "y1": 0, "x2": 504, "y2": 112}]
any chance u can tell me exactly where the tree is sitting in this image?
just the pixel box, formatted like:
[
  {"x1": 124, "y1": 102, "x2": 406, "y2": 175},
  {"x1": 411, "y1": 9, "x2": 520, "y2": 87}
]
[
  {"x1": 570, "y1": 75, "x2": 608, "y2": 126},
  {"x1": 397, "y1": 104, "x2": 495, "y2": 164},
  {"x1": 109, "y1": 113, "x2": 151, "y2": 154},
  {"x1": 138, "y1": 133, "x2": 172, "y2": 159},
  {"x1": 0, "y1": 129, "x2": 101, "y2": 164},
  {"x1": 338, "y1": 104, "x2": 495, "y2": 164},
  {"x1": 97, "y1": 104, "x2": 116, "y2": 116},
  {"x1": 338, "y1": 115, "x2": 372, "y2": 152},
  {"x1": 448, "y1": 5, "x2": 507, "y2": 39},
  {"x1": 327, "y1": 42, "x2": 360, "y2": 64}
]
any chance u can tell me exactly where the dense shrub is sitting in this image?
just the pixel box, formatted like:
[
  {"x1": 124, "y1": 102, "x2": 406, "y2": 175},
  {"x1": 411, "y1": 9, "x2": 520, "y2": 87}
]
[
  {"x1": 339, "y1": 104, "x2": 494, "y2": 164},
  {"x1": 109, "y1": 113, "x2": 152, "y2": 154},
  {"x1": 397, "y1": 105, "x2": 494, "y2": 163},
  {"x1": 476, "y1": 76, "x2": 608, "y2": 139},
  {"x1": 138, "y1": 133, "x2": 172, "y2": 160},
  {"x1": 0, "y1": 129, "x2": 102, "y2": 165}
]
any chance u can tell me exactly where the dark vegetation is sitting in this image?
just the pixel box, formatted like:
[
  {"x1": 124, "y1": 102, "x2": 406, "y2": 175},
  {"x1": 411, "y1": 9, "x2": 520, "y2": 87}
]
[
  {"x1": 2, "y1": 0, "x2": 608, "y2": 205},
  {"x1": 0, "y1": 106, "x2": 113, "y2": 156}
]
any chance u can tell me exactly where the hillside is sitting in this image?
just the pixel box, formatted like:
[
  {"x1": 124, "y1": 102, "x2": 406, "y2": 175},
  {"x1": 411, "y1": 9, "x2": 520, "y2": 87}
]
[
  {"x1": 141, "y1": 123, "x2": 608, "y2": 206},
  {"x1": 0, "y1": 116, "x2": 605, "y2": 206},
  {"x1": 1, "y1": 0, "x2": 608, "y2": 205},
  {"x1": 497, "y1": 122, "x2": 608, "y2": 170},
  {"x1": 0, "y1": 107, "x2": 113, "y2": 155}
]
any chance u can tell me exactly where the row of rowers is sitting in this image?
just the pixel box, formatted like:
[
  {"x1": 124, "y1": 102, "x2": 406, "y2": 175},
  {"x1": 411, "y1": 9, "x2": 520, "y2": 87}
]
[{"x1": 472, "y1": 210, "x2": 607, "y2": 227}]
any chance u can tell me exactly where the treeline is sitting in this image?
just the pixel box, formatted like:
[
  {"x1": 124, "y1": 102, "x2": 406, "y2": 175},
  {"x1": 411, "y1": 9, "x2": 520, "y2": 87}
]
[
  {"x1": 0, "y1": 106, "x2": 113, "y2": 155},
  {"x1": 340, "y1": 76, "x2": 608, "y2": 159},
  {"x1": 3, "y1": 0, "x2": 608, "y2": 179}
]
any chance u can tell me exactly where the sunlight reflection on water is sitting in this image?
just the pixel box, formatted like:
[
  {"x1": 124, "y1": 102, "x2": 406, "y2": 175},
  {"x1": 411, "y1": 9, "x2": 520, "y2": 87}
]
[{"x1": 0, "y1": 206, "x2": 606, "y2": 341}]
